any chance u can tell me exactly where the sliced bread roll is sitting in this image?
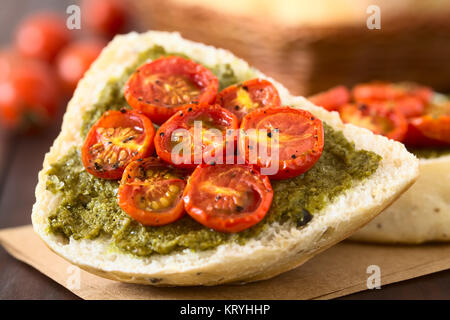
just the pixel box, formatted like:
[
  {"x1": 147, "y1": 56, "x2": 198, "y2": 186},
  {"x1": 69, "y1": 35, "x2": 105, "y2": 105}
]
[
  {"x1": 31, "y1": 31, "x2": 419, "y2": 286},
  {"x1": 351, "y1": 154, "x2": 450, "y2": 243}
]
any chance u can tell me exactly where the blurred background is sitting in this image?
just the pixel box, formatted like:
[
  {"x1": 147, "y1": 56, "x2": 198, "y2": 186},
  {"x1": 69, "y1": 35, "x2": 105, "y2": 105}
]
[
  {"x1": 0, "y1": 0, "x2": 449, "y2": 299},
  {"x1": 133, "y1": 0, "x2": 450, "y2": 95}
]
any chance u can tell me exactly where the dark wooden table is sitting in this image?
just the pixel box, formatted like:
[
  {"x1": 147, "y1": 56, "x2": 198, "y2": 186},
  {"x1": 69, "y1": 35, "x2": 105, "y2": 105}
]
[{"x1": 0, "y1": 0, "x2": 449, "y2": 300}]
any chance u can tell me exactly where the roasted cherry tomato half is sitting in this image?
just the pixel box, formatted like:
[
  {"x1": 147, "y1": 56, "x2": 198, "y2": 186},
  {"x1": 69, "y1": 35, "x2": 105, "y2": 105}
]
[
  {"x1": 183, "y1": 164, "x2": 273, "y2": 233},
  {"x1": 239, "y1": 106, "x2": 324, "y2": 180},
  {"x1": 215, "y1": 78, "x2": 281, "y2": 121},
  {"x1": 155, "y1": 104, "x2": 239, "y2": 168},
  {"x1": 308, "y1": 85, "x2": 350, "y2": 111},
  {"x1": 404, "y1": 101, "x2": 450, "y2": 146},
  {"x1": 403, "y1": 120, "x2": 450, "y2": 147},
  {"x1": 82, "y1": 109, "x2": 155, "y2": 179},
  {"x1": 352, "y1": 82, "x2": 433, "y2": 118},
  {"x1": 118, "y1": 157, "x2": 187, "y2": 226},
  {"x1": 339, "y1": 103, "x2": 408, "y2": 141},
  {"x1": 388, "y1": 96, "x2": 426, "y2": 119},
  {"x1": 124, "y1": 56, "x2": 219, "y2": 124},
  {"x1": 409, "y1": 85, "x2": 434, "y2": 105},
  {"x1": 15, "y1": 12, "x2": 71, "y2": 62},
  {"x1": 353, "y1": 82, "x2": 406, "y2": 102}
]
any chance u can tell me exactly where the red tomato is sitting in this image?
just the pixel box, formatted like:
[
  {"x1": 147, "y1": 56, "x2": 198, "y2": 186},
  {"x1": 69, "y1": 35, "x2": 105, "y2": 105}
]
[
  {"x1": 404, "y1": 101, "x2": 450, "y2": 147},
  {"x1": 155, "y1": 104, "x2": 239, "y2": 168},
  {"x1": 410, "y1": 85, "x2": 433, "y2": 104},
  {"x1": 309, "y1": 85, "x2": 350, "y2": 111},
  {"x1": 215, "y1": 78, "x2": 281, "y2": 121},
  {"x1": 56, "y1": 39, "x2": 106, "y2": 92},
  {"x1": 82, "y1": 109, "x2": 155, "y2": 179},
  {"x1": 353, "y1": 82, "x2": 405, "y2": 102},
  {"x1": 339, "y1": 103, "x2": 408, "y2": 141},
  {"x1": 239, "y1": 106, "x2": 324, "y2": 180},
  {"x1": 118, "y1": 157, "x2": 187, "y2": 226},
  {"x1": 0, "y1": 49, "x2": 21, "y2": 81},
  {"x1": 352, "y1": 82, "x2": 433, "y2": 118},
  {"x1": 0, "y1": 57, "x2": 61, "y2": 130},
  {"x1": 81, "y1": 0, "x2": 128, "y2": 37},
  {"x1": 124, "y1": 56, "x2": 219, "y2": 124},
  {"x1": 403, "y1": 120, "x2": 449, "y2": 147},
  {"x1": 389, "y1": 96, "x2": 425, "y2": 118},
  {"x1": 183, "y1": 164, "x2": 273, "y2": 233},
  {"x1": 15, "y1": 12, "x2": 71, "y2": 62}
]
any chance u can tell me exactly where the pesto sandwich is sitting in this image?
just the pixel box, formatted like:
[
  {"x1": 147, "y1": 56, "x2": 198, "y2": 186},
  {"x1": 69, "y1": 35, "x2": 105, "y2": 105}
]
[
  {"x1": 310, "y1": 84, "x2": 450, "y2": 244},
  {"x1": 32, "y1": 31, "x2": 419, "y2": 286}
]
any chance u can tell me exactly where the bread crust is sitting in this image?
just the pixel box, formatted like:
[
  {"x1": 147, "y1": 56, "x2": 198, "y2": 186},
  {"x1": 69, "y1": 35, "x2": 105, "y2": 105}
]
[{"x1": 31, "y1": 31, "x2": 419, "y2": 286}]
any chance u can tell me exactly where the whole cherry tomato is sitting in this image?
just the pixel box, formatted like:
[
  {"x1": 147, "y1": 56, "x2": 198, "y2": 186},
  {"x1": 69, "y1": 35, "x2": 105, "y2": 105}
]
[
  {"x1": 15, "y1": 12, "x2": 71, "y2": 62},
  {"x1": 81, "y1": 0, "x2": 128, "y2": 37},
  {"x1": 56, "y1": 39, "x2": 106, "y2": 92},
  {"x1": 0, "y1": 57, "x2": 61, "y2": 130},
  {"x1": 0, "y1": 49, "x2": 21, "y2": 81}
]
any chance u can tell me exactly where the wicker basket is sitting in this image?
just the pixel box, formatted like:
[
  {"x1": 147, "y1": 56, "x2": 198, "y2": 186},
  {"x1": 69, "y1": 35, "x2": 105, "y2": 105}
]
[{"x1": 129, "y1": 0, "x2": 450, "y2": 96}]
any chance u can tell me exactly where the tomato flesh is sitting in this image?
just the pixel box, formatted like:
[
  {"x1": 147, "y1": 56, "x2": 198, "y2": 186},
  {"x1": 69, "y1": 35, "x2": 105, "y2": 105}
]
[
  {"x1": 239, "y1": 106, "x2": 324, "y2": 180},
  {"x1": 155, "y1": 104, "x2": 238, "y2": 168},
  {"x1": 404, "y1": 100, "x2": 450, "y2": 146},
  {"x1": 339, "y1": 103, "x2": 408, "y2": 142},
  {"x1": 353, "y1": 82, "x2": 405, "y2": 102},
  {"x1": 124, "y1": 56, "x2": 219, "y2": 124},
  {"x1": 216, "y1": 78, "x2": 281, "y2": 121},
  {"x1": 118, "y1": 157, "x2": 187, "y2": 226},
  {"x1": 183, "y1": 164, "x2": 273, "y2": 233},
  {"x1": 82, "y1": 109, "x2": 155, "y2": 179},
  {"x1": 352, "y1": 82, "x2": 433, "y2": 119}
]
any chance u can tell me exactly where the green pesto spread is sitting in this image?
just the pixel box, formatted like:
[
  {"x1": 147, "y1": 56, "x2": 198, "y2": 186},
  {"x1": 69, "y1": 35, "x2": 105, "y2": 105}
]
[
  {"x1": 408, "y1": 147, "x2": 450, "y2": 159},
  {"x1": 45, "y1": 46, "x2": 382, "y2": 257}
]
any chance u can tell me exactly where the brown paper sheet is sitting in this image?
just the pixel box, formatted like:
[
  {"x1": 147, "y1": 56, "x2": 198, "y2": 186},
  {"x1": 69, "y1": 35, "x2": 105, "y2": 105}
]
[{"x1": 1, "y1": 225, "x2": 450, "y2": 300}]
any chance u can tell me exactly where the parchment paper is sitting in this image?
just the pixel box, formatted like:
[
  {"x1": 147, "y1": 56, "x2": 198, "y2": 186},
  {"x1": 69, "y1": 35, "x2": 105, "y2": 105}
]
[{"x1": 1, "y1": 225, "x2": 449, "y2": 300}]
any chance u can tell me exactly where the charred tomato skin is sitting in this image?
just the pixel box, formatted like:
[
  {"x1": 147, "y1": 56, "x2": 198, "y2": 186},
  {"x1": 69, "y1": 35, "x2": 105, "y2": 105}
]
[
  {"x1": 339, "y1": 102, "x2": 408, "y2": 142},
  {"x1": 404, "y1": 115, "x2": 450, "y2": 147},
  {"x1": 216, "y1": 78, "x2": 281, "y2": 121},
  {"x1": 118, "y1": 157, "x2": 187, "y2": 226},
  {"x1": 154, "y1": 104, "x2": 239, "y2": 169},
  {"x1": 81, "y1": 109, "x2": 155, "y2": 179},
  {"x1": 309, "y1": 85, "x2": 350, "y2": 111},
  {"x1": 124, "y1": 56, "x2": 219, "y2": 125},
  {"x1": 239, "y1": 106, "x2": 324, "y2": 180},
  {"x1": 183, "y1": 164, "x2": 273, "y2": 233},
  {"x1": 352, "y1": 82, "x2": 433, "y2": 119}
]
